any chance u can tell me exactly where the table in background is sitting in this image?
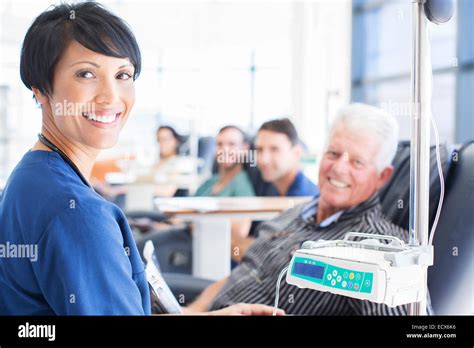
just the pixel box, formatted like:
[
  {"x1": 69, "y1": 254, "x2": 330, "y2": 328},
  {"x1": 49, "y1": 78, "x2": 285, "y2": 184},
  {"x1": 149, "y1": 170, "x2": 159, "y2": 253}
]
[{"x1": 154, "y1": 196, "x2": 312, "y2": 280}]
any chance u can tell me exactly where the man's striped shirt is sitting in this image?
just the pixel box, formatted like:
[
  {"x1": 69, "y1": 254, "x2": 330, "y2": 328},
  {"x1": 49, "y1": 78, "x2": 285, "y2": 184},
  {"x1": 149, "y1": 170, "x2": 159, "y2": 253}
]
[{"x1": 210, "y1": 193, "x2": 417, "y2": 315}]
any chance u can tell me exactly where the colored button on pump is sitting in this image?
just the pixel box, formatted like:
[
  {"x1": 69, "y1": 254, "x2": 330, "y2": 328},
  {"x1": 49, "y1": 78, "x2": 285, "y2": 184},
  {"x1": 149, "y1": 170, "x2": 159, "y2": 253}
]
[
  {"x1": 348, "y1": 282, "x2": 353, "y2": 289},
  {"x1": 354, "y1": 284, "x2": 360, "y2": 290},
  {"x1": 336, "y1": 276, "x2": 342, "y2": 282},
  {"x1": 343, "y1": 272, "x2": 348, "y2": 279},
  {"x1": 332, "y1": 270, "x2": 338, "y2": 277},
  {"x1": 355, "y1": 274, "x2": 361, "y2": 281},
  {"x1": 349, "y1": 272, "x2": 354, "y2": 280},
  {"x1": 342, "y1": 281, "x2": 347, "y2": 288},
  {"x1": 331, "y1": 279, "x2": 336, "y2": 286},
  {"x1": 327, "y1": 274, "x2": 332, "y2": 280}
]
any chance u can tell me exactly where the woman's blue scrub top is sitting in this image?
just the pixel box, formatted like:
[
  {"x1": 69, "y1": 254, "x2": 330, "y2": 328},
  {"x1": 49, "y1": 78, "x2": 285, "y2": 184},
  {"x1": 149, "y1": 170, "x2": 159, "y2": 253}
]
[{"x1": 0, "y1": 150, "x2": 151, "y2": 315}]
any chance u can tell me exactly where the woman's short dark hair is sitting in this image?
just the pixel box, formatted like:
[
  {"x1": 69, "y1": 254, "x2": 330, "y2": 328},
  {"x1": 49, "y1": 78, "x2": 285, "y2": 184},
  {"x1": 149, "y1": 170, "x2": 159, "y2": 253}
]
[
  {"x1": 20, "y1": 1, "x2": 141, "y2": 97},
  {"x1": 258, "y1": 118, "x2": 299, "y2": 145}
]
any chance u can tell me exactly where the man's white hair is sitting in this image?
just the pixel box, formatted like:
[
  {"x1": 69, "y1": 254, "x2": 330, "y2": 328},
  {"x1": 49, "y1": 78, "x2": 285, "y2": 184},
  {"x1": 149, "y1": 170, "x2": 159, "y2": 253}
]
[{"x1": 328, "y1": 103, "x2": 399, "y2": 171}]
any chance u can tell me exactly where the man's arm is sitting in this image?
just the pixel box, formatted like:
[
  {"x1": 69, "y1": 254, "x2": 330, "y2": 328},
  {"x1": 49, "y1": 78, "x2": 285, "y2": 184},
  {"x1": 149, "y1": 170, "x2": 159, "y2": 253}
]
[
  {"x1": 231, "y1": 236, "x2": 255, "y2": 262},
  {"x1": 185, "y1": 276, "x2": 229, "y2": 313},
  {"x1": 231, "y1": 219, "x2": 252, "y2": 239},
  {"x1": 229, "y1": 218, "x2": 255, "y2": 262}
]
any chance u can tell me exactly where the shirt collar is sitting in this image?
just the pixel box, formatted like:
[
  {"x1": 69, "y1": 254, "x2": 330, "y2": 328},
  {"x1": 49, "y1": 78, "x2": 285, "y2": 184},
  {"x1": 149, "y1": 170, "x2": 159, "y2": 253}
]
[
  {"x1": 300, "y1": 197, "x2": 343, "y2": 227},
  {"x1": 299, "y1": 192, "x2": 381, "y2": 227}
]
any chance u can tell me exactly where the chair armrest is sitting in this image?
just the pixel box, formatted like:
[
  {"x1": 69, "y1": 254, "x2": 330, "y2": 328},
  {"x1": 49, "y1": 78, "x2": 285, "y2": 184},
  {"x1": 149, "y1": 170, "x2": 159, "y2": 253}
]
[{"x1": 162, "y1": 273, "x2": 213, "y2": 305}]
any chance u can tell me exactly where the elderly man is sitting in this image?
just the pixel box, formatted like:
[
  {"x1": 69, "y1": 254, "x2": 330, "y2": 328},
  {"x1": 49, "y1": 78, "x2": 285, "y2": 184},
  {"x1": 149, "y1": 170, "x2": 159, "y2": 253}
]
[{"x1": 186, "y1": 103, "x2": 415, "y2": 315}]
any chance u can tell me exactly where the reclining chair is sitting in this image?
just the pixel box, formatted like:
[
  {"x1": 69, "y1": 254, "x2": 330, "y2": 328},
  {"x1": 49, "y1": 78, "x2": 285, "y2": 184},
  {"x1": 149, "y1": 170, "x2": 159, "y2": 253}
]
[
  {"x1": 426, "y1": 141, "x2": 473, "y2": 314},
  {"x1": 379, "y1": 141, "x2": 473, "y2": 314}
]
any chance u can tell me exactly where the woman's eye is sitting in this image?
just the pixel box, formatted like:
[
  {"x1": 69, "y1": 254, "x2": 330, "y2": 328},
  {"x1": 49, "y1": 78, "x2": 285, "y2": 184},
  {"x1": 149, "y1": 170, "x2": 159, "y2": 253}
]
[
  {"x1": 117, "y1": 72, "x2": 133, "y2": 80},
  {"x1": 76, "y1": 70, "x2": 94, "y2": 79}
]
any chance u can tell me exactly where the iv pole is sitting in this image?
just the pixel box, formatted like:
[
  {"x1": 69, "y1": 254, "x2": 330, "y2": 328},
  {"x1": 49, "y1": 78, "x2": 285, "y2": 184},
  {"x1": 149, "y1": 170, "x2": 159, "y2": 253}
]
[{"x1": 408, "y1": 0, "x2": 454, "y2": 316}]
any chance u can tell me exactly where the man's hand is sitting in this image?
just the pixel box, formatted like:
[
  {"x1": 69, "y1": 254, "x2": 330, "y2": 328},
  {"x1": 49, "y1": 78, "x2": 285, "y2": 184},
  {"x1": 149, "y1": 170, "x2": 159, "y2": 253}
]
[{"x1": 208, "y1": 303, "x2": 285, "y2": 316}]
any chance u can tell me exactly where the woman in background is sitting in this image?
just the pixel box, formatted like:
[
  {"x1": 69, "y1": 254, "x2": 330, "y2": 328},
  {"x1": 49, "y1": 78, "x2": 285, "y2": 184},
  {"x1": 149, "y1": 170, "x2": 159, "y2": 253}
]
[{"x1": 156, "y1": 126, "x2": 181, "y2": 169}]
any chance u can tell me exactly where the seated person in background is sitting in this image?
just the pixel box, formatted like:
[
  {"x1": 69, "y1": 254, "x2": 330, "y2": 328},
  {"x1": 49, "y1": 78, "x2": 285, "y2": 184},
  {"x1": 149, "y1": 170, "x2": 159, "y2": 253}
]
[
  {"x1": 195, "y1": 125, "x2": 255, "y2": 197},
  {"x1": 255, "y1": 118, "x2": 319, "y2": 197},
  {"x1": 187, "y1": 103, "x2": 427, "y2": 315},
  {"x1": 195, "y1": 126, "x2": 255, "y2": 245},
  {"x1": 231, "y1": 118, "x2": 319, "y2": 257},
  {"x1": 125, "y1": 125, "x2": 194, "y2": 199},
  {"x1": 152, "y1": 125, "x2": 184, "y2": 197},
  {"x1": 135, "y1": 126, "x2": 256, "y2": 242},
  {"x1": 155, "y1": 125, "x2": 182, "y2": 171}
]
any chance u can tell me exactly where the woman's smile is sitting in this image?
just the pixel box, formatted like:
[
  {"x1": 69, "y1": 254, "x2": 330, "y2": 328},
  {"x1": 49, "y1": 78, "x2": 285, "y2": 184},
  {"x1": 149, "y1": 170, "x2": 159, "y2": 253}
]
[{"x1": 81, "y1": 110, "x2": 123, "y2": 128}]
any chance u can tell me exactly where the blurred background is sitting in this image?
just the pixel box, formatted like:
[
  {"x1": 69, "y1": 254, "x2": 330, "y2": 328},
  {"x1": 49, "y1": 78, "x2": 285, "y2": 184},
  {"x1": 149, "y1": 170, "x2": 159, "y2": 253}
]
[{"x1": 0, "y1": 0, "x2": 472, "y2": 186}]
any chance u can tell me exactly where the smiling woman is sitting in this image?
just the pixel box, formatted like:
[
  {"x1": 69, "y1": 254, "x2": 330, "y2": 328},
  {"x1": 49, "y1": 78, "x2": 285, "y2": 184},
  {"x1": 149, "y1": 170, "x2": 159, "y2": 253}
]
[
  {"x1": 19, "y1": 1, "x2": 141, "y2": 176},
  {"x1": 0, "y1": 2, "x2": 150, "y2": 315}
]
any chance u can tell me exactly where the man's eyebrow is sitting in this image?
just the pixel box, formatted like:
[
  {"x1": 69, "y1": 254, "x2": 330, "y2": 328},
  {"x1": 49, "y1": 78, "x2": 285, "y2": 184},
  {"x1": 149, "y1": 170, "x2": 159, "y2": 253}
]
[{"x1": 69, "y1": 61, "x2": 133, "y2": 69}]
